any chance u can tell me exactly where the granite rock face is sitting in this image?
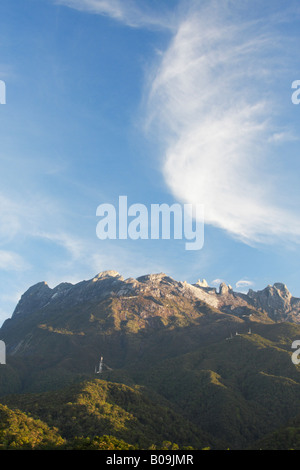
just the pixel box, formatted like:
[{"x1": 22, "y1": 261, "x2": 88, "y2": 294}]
[
  {"x1": 8, "y1": 271, "x2": 300, "y2": 324},
  {"x1": 247, "y1": 283, "x2": 300, "y2": 322}
]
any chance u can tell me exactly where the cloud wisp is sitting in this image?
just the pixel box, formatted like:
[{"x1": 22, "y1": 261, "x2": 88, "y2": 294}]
[
  {"x1": 54, "y1": 0, "x2": 300, "y2": 245},
  {"x1": 146, "y1": 2, "x2": 300, "y2": 245},
  {"x1": 54, "y1": 0, "x2": 176, "y2": 30},
  {"x1": 42, "y1": 0, "x2": 300, "y2": 249},
  {"x1": 235, "y1": 279, "x2": 254, "y2": 289},
  {"x1": 0, "y1": 250, "x2": 29, "y2": 272}
]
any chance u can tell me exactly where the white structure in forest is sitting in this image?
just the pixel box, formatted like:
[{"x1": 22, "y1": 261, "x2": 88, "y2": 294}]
[
  {"x1": 0, "y1": 340, "x2": 6, "y2": 364},
  {"x1": 95, "y1": 356, "x2": 104, "y2": 374}
]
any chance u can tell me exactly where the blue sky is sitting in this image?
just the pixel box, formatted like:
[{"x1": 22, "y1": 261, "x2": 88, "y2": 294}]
[{"x1": 0, "y1": 0, "x2": 300, "y2": 324}]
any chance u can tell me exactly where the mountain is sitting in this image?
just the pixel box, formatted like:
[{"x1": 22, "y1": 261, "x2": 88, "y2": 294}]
[
  {"x1": 0, "y1": 402, "x2": 65, "y2": 449},
  {"x1": 1, "y1": 378, "x2": 214, "y2": 449},
  {"x1": 0, "y1": 271, "x2": 272, "y2": 392},
  {"x1": 1, "y1": 271, "x2": 300, "y2": 449},
  {"x1": 5, "y1": 271, "x2": 300, "y2": 332}
]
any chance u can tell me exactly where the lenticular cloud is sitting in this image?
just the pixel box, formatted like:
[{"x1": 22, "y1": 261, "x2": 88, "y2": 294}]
[{"x1": 147, "y1": 5, "x2": 300, "y2": 244}]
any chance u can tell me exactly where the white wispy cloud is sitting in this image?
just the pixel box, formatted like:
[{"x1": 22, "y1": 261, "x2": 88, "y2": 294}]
[
  {"x1": 54, "y1": 0, "x2": 176, "y2": 30},
  {"x1": 0, "y1": 192, "x2": 62, "y2": 244},
  {"x1": 268, "y1": 131, "x2": 299, "y2": 144},
  {"x1": 53, "y1": 0, "x2": 300, "y2": 245},
  {"x1": 235, "y1": 279, "x2": 254, "y2": 289},
  {"x1": 0, "y1": 191, "x2": 87, "y2": 273},
  {"x1": 0, "y1": 194, "x2": 24, "y2": 243},
  {"x1": 0, "y1": 250, "x2": 30, "y2": 272},
  {"x1": 35, "y1": 231, "x2": 86, "y2": 261},
  {"x1": 211, "y1": 278, "x2": 226, "y2": 287},
  {"x1": 146, "y1": 1, "x2": 300, "y2": 245}
]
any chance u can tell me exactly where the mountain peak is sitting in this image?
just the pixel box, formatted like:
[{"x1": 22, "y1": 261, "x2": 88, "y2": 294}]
[
  {"x1": 136, "y1": 273, "x2": 167, "y2": 283},
  {"x1": 246, "y1": 282, "x2": 296, "y2": 321},
  {"x1": 7, "y1": 272, "x2": 300, "y2": 324},
  {"x1": 196, "y1": 279, "x2": 209, "y2": 288},
  {"x1": 273, "y1": 282, "x2": 290, "y2": 295},
  {"x1": 219, "y1": 282, "x2": 233, "y2": 295},
  {"x1": 12, "y1": 281, "x2": 52, "y2": 317},
  {"x1": 92, "y1": 271, "x2": 122, "y2": 282}
]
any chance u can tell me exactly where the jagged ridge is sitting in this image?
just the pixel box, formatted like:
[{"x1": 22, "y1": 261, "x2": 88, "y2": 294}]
[{"x1": 8, "y1": 271, "x2": 300, "y2": 323}]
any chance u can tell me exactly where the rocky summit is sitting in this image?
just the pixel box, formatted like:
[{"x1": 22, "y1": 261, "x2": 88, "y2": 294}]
[
  {"x1": 1, "y1": 271, "x2": 300, "y2": 450},
  {"x1": 7, "y1": 271, "x2": 300, "y2": 324}
]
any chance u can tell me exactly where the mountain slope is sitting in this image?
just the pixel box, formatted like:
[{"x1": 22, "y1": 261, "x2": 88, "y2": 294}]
[
  {"x1": 124, "y1": 326, "x2": 300, "y2": 449},
  {"x1": 0, "y1": 378, "x2": 216, "y2": 449},
  {"x1": 1, "y1": 271, "x2": 300, "y2": 449},
  {"x1": 0, "y1": 403, "x2": 65, "y2": 449},
  {"x1": 0, "y1": 272, "x2": 269, "y2": 394}
]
